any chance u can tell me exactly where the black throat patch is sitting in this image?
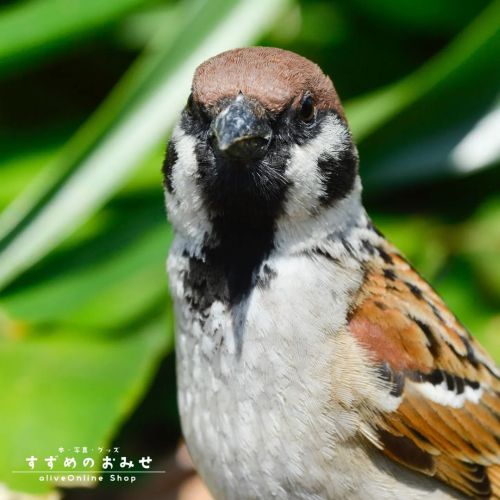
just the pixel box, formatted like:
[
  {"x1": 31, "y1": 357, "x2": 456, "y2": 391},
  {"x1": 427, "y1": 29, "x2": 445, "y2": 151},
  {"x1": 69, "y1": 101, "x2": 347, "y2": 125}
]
[
  {"x1": 182, "y1": 217, "x2": 277, "y2": 358},
  {"x1": 207, "y1": 214, "x2": 276, "y2": 304},
  {"x1": 188, "y1": 110, "x2": 291, "y2": 304}
]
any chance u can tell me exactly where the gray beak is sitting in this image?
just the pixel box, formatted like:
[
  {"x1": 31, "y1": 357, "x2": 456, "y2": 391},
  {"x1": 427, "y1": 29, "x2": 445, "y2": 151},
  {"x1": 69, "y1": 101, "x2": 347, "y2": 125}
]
[{"x1": 212, "y1": 95, "x2": 272, "y2": 160}]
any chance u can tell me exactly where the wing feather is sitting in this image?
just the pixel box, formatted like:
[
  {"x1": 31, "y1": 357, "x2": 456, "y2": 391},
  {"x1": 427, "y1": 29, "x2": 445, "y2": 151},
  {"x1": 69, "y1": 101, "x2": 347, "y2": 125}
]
[{"x1": 348, "y1": 239, "x2": 500, "y2": 498}]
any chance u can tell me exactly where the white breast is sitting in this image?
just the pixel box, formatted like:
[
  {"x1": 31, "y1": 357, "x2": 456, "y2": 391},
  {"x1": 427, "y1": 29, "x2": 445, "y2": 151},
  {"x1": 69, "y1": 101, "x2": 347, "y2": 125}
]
[{"x1": 169, "y1": 244, "x2": 462, "y2": 500}]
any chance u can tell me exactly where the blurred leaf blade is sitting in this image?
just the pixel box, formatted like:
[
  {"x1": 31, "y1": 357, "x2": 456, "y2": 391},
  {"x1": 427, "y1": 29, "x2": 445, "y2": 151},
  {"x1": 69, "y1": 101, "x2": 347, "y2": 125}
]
[
  {"x1": 0, "y1": 0, "x2": 149, "y2": 75},
  {"x1": 0, "y1": 0, "x2": 208, "y2": 245},
  {"x1": 0, "y1": 224, "x2": 172, "y2": 327},
  {"x1": 0, "y1": 0, "x2": 289, "y2": 291},
  {"x1": 346, "y1": 0, "x2": 500, "y2": 141},
  {"x1": 0, "y1": 319, "x2": 171, "y2": 494},
  {"x1": 362, "y1": 101, "x2": 500, "y2": 190}
]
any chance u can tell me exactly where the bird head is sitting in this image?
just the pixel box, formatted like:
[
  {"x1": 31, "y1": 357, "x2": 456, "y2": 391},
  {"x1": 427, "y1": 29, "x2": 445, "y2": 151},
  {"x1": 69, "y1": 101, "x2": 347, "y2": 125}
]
[{"x1": 163, "y1": 47, "x2": 360, "y2": 251}]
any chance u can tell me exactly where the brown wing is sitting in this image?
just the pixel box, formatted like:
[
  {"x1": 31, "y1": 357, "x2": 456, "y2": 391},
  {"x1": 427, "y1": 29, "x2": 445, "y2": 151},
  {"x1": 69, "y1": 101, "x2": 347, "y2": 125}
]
[{"x1": 348, "y1": 240, "x2": 500, "y2": 498}]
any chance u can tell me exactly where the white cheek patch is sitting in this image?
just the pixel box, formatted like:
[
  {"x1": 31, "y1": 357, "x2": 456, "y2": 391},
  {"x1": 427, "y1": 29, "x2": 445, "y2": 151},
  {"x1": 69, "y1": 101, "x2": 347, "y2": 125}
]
[
  {"x1": 283, "y1": 114, "x2": 352, "y2": 219},
  {"x1": 411, "y1": 378, "x2": 483, "y2": 409},
  {"x1": 274, "y1": 176, "x2": 367, "y2": 257},
  {"x1": 165, "y1": 124, "x2": 212, "y2": 255}
]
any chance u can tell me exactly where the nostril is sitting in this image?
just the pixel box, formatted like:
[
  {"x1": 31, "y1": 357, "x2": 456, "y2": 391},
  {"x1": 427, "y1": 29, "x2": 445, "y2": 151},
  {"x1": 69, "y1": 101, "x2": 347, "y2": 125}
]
[{"x1": 212, "y1": 95, "x2": 272, "y2": 161}]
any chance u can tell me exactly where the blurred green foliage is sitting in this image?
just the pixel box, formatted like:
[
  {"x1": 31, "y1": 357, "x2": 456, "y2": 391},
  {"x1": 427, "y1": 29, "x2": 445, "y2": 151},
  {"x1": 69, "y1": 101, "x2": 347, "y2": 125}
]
[{"x1": 0, "y1": 0, "x2": 498, "y2": 496}]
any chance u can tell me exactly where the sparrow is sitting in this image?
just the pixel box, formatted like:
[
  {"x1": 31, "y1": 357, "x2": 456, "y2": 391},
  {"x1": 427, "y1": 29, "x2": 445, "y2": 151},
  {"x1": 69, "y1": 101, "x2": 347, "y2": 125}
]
[{"x1": 163, "y1": 47, "x2": 500, "y2": 499}]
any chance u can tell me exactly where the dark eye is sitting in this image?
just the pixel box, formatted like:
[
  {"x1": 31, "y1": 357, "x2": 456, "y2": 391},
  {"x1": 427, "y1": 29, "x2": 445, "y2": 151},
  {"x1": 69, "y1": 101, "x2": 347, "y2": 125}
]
[{"x1": 298, "y1": 94, "x2": 315, "y2": 122}]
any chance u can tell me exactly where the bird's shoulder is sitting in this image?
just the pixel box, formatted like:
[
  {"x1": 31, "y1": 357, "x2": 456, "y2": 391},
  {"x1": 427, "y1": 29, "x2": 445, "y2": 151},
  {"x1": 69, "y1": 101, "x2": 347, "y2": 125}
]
[{"x1": 346, "y1": 236, "x2": 500, "y2": 498}]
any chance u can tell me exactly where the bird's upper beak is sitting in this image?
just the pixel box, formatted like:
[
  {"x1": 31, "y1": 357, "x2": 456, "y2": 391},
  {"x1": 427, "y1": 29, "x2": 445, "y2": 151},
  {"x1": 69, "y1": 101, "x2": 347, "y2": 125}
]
[{"x1": 212, "y1": 94, "x2": 272, "y2": 160}]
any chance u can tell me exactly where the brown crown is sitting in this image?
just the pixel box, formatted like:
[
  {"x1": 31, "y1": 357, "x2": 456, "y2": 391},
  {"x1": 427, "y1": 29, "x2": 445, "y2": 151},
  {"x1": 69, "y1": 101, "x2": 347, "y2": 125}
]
[{"x1": 192, "y1": 47, "x2": 346, "y2": 121}]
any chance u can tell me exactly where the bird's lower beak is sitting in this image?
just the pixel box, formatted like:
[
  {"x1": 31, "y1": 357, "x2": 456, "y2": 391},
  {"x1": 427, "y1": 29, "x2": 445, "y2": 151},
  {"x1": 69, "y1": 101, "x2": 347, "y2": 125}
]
[{"x1": 212, "y1": 95, "x2": 272, "y2": 160}]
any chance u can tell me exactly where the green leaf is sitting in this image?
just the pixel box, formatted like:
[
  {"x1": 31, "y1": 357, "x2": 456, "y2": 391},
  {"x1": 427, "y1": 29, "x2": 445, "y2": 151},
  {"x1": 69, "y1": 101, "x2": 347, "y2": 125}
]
[
  {"x1": 372, "y1": 214, "x2": 447, "y2": 280},
  {"x1": 0, "y1": 148, "x2": 57, "y2": 211},
  {"x1": 0, "y1": 224, "x2": 172, "y2": 328},
  {"x1": 0, "y1": 0, "x2": 289, "y2": 291},
  {"x1": 346, "y1": 0, "x2": 500, "y2": 141},
  {"x1": 0, "y1": 319, "x2": 171, "y2": 494},
  {"x1": 432, "y1": 257, "x2": 499, "y2": 361},
  {"x1": 0, "y1": 0, "x2": 151, "y2": 75},
  {"x1": 362, "y1": 103, "x2": 500, "y2": 190},
  {"x1": 460, "y1": 197, "x2": 500, "y2": 301}
]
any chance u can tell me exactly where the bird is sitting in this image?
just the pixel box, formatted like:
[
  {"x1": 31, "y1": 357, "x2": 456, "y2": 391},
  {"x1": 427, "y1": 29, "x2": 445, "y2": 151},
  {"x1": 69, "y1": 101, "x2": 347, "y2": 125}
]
[{"x1": 162, "y1": 47, "x2": 500, "y2": 499}]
